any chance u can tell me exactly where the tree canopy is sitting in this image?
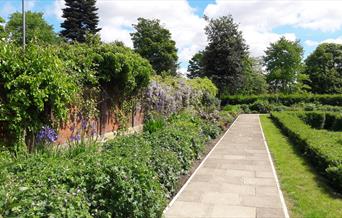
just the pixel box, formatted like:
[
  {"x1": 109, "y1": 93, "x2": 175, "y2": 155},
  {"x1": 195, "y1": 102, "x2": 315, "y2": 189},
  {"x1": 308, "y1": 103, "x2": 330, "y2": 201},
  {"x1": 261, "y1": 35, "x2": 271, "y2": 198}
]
[
  {"x1": 60, "y1": 0, "x2": 101, "y2": 42},
  {"x1": 263, "y1": 37, "x2": 304, "y2": 93},
  {"x1": 131, "y1": 18, "x2": 178, "y2": 76},
  {"x1": 202, "y1": 15, "x2": 249, "y2": 96},
  {"x1": 240, "y1": 56, "x2": 268, "y2": 95},
  {"x1": 187, "y1": 51, "x2": 205, "y2": 79},
  {"x1": 5, "y1": 11, "x2": 58, "y2": 44},
  {"x1": 0, "y1": 16, "x2": 5, "y2": 39},
  {"x1": 304, "y1": 43, "x2": 342, "y2": 94}
]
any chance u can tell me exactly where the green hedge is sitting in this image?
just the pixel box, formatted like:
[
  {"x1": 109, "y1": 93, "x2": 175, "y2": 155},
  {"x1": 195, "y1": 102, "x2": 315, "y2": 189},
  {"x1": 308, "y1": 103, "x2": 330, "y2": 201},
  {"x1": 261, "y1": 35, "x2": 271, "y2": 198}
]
[
  {"x1": 297, "y1": 111, "x2": 342, "y2": 131},
  {"x1": 0, "y1": 111, "x2": 227, "y2": 217},
  {"x1": 271, "y1": 112, "x2": 342, "y2": 192},
  {"x1": 221, "y1": 94, "x2": 342, "y2": 106}
]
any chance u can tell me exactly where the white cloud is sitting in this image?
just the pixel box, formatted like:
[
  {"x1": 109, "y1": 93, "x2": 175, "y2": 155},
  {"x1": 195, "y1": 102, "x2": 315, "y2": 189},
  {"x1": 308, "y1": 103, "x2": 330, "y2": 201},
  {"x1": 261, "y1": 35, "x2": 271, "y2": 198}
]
[
  {"x1": 205, "y1": 0, "x2": 342, "y2": 32},
  {"x1": 305, "y1": 40, "x2": 319, "y2": 47},
  {"x1": 241, "y1": 26, "x2": 297, "y2": 56},
  {"x1": 204, "y1": 0, "x2": 342, "y2": 56},
  {"x1": 52, "y1": 0, "x2": 206, "y2": 65},
  {"x1": 322, "y1": 36, "x2": 342, "y2": 44},
  {"x1": 305, "y1": 36, "x2": 342, "y2": 47},
  {"x1": 51, "y1": 0, "x2": 342, "y2": 69},
  {"x1": 178, "y1": 67, "x2": 188, "y2": 76},
  {"x1": 26, "y1": 0, "x2": 37, "y2": 11}
]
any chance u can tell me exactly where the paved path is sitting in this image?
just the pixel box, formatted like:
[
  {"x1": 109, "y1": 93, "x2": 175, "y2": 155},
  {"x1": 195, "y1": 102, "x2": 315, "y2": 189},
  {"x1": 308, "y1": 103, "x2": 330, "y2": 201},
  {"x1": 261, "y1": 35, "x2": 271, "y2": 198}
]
[{"x1": 164, "y1": 114, "x2": 289, "y2": 218}]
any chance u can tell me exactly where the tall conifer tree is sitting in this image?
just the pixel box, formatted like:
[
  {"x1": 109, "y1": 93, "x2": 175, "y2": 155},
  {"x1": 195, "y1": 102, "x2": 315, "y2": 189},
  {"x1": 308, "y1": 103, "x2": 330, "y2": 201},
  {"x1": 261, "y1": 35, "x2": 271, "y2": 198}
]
[
  {"x1": 60, "y1": 0, "x2": 101, "y2": 42},
  {"x1": 202, "y1": 15, "x2": 248, "y2": 96}
]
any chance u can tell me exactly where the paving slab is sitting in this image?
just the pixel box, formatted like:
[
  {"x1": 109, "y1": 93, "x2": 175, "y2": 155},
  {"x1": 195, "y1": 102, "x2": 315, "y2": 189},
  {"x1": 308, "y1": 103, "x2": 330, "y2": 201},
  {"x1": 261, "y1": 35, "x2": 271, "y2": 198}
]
[{"x1": 164, "y1": 114, "x2": 289, "y2": 218}]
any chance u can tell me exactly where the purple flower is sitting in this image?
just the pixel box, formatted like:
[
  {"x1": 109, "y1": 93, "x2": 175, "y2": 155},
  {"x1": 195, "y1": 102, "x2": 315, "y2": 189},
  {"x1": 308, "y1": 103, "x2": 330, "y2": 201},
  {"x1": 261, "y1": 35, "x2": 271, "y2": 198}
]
[
  {"x1": 81, "y1": 120, "x2": 87, "y2": 129},
  {"x1": 70, "y1": 133, "x2": 81, "y2": 142},
  {"x1": 70, "y1": 135, "x2": 76, "y2": 142},
  {"x1": 36, "y1": 126, "x2": 58, "y2": 143},
  {"x1": 76, "y1": 134, "x2": 81, "y2": 141}
]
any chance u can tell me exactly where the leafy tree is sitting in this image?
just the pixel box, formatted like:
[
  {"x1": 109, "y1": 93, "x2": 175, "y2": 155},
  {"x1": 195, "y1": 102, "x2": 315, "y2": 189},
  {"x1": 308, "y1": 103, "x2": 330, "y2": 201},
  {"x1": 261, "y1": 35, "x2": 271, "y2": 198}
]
[
  {"x1": 304, "y1": 43, "x2": 342, "y2": 94},
  {"x1": 187, "y1": 51, "x2": 205, "y2": 78},
  {"x1": 131, "y1": 18, "x2": 178, "y2": 75},
  {"x1": 263, "y1": 37, "x2": 304, "y2": 93},
  {"x1": 0, "y1": 16, "x2": 6, "y2": 39},
  {"x1": 240, "y1": 56, "x2": 268, "y2": 95},
  {"x1": 202, "y1": 15, "x2": 249, "y2": 96},
  {"x1": 5, "y1": 11, "x2": 58, "y2": 44},
  {"x1": 61, "y1": 0, "x2": 101, "y2": 42}
]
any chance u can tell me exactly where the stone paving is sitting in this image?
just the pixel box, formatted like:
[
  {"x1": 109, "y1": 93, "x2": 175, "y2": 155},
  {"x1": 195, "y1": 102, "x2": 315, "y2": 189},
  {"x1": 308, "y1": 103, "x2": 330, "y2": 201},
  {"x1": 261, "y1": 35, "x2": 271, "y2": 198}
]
[{"x1": 164, "y1": 114, "x2": 289, "y2": 218}]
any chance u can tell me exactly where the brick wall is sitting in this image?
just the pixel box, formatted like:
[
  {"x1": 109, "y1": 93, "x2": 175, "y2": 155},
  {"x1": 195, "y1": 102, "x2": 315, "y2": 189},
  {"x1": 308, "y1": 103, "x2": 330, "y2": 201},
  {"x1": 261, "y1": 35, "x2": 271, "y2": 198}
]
[{"x1": 56, "y1": 100, "x2": 144, "y2": 144}]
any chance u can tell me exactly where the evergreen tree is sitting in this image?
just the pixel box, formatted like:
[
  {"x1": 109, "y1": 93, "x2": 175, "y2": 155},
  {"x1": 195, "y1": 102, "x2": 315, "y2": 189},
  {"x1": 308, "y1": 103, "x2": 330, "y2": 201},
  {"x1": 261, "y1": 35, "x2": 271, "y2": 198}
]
[
  {"x1": 187, "y1": 51, "x2": 205, "y2": 78},
  {"x1": 60, "y1": 0, "x2": 101, "y2": 42},
  {"x1": 131, "y1": 18, "x2": 178, "y2": 75},
  {"x1": 202, "y1": 15, "x2": 248, "y2": 96},
  {"x1": 304, "y1": 43, "x2": 342, "y2": 94}
]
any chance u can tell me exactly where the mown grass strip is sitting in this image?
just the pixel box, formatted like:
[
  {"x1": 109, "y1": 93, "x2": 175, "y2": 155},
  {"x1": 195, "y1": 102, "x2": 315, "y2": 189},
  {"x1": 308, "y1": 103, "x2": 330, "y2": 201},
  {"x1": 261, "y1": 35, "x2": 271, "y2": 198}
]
[{"x1": 260, "y1": 115, "x2": 342, "y2": 218}]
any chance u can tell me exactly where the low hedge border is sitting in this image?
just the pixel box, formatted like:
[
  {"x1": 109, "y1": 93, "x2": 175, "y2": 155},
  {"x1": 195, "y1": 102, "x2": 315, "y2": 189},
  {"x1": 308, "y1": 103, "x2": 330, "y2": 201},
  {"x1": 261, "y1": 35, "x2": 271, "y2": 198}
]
[
  {"x1": 271, "y1": 112, "x2": 342, "y2": 192},
  {"x1": 297, "y1": 111, "x2": 342, "y2": 131},
  {"x1": 222, "y1": 94, "x2": 342, "y2": 106}
]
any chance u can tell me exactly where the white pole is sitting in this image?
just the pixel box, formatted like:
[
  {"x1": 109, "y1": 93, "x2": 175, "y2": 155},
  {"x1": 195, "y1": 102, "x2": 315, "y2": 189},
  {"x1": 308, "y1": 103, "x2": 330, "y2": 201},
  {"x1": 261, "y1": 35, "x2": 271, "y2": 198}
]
[{"x1": 22, "y1": 0, "x2": 25, "y2": 50}]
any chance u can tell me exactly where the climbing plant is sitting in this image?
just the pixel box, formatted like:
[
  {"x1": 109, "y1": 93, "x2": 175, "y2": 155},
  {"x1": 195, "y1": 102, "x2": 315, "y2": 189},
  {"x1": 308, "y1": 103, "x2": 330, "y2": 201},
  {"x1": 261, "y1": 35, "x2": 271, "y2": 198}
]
[{"x1": 0, "y1": 42, "x2": 77, "y2": 151}]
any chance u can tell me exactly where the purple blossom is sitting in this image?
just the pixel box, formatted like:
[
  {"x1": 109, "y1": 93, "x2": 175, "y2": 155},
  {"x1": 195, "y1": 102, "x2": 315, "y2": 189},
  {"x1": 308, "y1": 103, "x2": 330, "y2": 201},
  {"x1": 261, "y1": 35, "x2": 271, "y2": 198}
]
[
  {"x1": 69, "y1": 135, "x2": 76, "y2": 142},
  {"x1": 70, "y1": 133, "x2": 81, "y2": 142},
  {"x1": 81, "y1": 120, "x2": 87, "y2": 129},
  {"x1": 36, "y1": 126, "x2": 58, "y2": 143}
]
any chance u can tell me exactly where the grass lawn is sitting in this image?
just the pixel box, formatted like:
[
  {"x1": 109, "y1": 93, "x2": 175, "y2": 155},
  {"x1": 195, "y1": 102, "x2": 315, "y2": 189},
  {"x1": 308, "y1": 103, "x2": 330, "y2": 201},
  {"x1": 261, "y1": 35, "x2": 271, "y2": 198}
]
[{"x1": 260, "y1": 115, "x2": 342, "y2": 218}]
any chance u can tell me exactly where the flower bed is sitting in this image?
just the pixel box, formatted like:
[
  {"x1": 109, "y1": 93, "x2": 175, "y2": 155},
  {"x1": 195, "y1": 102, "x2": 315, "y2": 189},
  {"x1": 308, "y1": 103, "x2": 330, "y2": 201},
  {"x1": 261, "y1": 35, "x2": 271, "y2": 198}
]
[{"x1": 0, "y1": 110, "x2": 231, "y2": 217}]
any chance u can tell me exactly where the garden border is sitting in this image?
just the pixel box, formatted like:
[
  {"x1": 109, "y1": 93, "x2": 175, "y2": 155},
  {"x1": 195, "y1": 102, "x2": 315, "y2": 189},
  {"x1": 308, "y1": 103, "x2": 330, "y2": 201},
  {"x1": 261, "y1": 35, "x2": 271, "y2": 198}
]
[{"x1": 163, "y1": 115, "x2": 240, "y2": 213}]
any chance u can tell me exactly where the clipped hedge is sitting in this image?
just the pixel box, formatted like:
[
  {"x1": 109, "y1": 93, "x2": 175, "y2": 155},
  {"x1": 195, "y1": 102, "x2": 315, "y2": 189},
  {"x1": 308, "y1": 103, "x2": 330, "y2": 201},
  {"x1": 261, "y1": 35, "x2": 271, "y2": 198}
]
[
  {"x1": 222, "y1": 94, "x2": 342, "y2": 106},
  {"x1": 297, "y1": 111, "x2": 342, "y2": 131},
  {"x1": 0, "y1": 111, "x2": 228, "y2": 217},
  {"x1": 271, "y1": 112, "x2": 342, "y2": 192}
]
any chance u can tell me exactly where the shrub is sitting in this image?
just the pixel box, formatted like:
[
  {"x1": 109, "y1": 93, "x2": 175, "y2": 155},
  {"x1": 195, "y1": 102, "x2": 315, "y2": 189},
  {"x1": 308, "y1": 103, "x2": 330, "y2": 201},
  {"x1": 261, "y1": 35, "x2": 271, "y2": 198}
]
[
  {"x1": 249, "y1": 100, "x2": 271, "y2": 113},
  {"x1": 271, "y1": 112, "x2": 342, "y2": 192},
  {"x1": 94, "y1": 43, "x2": 153, "y2": 99},
  {"x1": 143, "y1": 118, "x2": 165, "y2": 134},
  {"x1": 185, "y1": 77, "x2": 218, "y2": 96}
]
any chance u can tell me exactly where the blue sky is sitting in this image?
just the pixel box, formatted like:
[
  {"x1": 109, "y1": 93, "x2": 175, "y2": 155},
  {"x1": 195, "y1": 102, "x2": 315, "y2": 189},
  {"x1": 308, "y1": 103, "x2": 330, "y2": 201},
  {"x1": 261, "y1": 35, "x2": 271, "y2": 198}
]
[{"x1": 1, "y1": 0, "x2": 342, "y2": 72}]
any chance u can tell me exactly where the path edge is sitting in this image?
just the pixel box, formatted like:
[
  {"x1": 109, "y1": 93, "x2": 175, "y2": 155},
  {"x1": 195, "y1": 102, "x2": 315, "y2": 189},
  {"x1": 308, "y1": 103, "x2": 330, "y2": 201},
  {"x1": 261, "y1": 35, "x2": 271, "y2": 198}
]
[
  {"x1": 163, "y1": 115, "x2": 241, "y2": 214},
  {"x1": 258, "y1": 115, "x2": 290, "y2": 218}
]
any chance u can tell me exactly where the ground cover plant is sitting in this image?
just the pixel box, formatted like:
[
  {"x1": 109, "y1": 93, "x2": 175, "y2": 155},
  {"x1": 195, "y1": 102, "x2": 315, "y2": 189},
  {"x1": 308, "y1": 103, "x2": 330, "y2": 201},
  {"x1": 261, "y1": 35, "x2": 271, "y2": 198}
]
[
  {"x1": 270, "y1": 111, "x2": 342, "y2": 192},
  {"x1": 0, "y1": 110, "x2": 230, "y2": 217},
  {"x1": 260, "y1": 115, "x2": 342, "y2": 218}
]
